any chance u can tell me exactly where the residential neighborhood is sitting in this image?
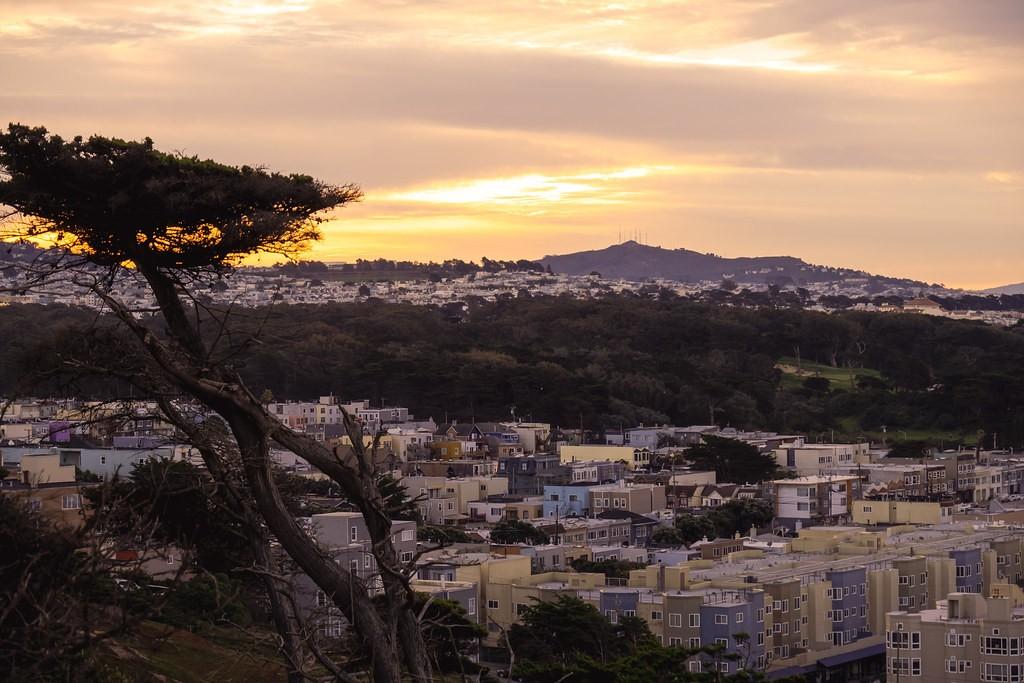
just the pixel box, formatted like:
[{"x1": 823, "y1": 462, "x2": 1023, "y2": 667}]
[{"x1": 5, "y1": 393, "x2": 1024, "y2": 681}]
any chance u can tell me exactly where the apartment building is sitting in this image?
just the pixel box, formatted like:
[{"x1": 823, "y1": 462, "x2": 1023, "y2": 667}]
[
  {"x1": 771, "y1": 475, "x2": 859, "y2": 529},
  {"x1": 1, "y1": 452, "x2": 92, "y2": 529},
  {"x1": 773, "y1": 443, "x2": 870, "y2": 475},
  {"x1": 401, "y1": 475, "x2": 508, "y2": 524},
  {"x1": 894, "y1": 556, "x2": 930, "y2": 614},
  {"x1": 763, "y1": 578, "x2": 806, "y2": 660},
  {"x1": 576, "y1": 587, "x2": 767, "y2": 674},
  {"x1": 951, "y1": 547, "x2": 985, "y2": 594},
  {"x1": 542, "y1": 483, "x2": 594, "y2": 518},
  {"x1": 296, "y1": 512, "x2": 418, "y2": 638},
  {"x1": 885, "y1": 593, "x2": 1024, "y2": 683},
  {"x1": 989, "y1": 537, "x2": 1024, "y2": 588},
  {"x1": 826, "y1": 567, "x2": 869, "y2": 647}
]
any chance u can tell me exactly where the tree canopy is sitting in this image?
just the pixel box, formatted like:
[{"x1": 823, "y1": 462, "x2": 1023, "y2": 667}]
[
  {"x1": 491, "y1": 519, "x2": 549, "y2": 545},
  {"x1": 685, "y1": 436, "x2": 779, "y2": 483},
  {"x1": 0, "y1": 123, "x2": 360, "y2": 269}
]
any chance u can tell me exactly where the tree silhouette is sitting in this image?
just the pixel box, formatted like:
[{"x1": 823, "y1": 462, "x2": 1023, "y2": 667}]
[{"x1": 0, "y1": 123, "x2": 431, "y2": 683}]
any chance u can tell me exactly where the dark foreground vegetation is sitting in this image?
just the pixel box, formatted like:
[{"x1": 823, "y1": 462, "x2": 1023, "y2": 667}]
[{"x1": 2, "y1": 296, "x2": 1022, "y2": 447}]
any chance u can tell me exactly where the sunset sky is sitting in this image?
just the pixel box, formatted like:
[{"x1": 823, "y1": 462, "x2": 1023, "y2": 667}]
[{"x1": 2, "y1": 1, "x2": 1021, "y2": 289}]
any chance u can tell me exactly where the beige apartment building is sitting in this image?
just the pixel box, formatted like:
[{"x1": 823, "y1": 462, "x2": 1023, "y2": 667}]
[
  {"x1": 401, "y1": 475, "x2": 508, "y2": 524},
  {"x1": 886, "y1": 592, "x2": 1024, "y2": 682}
]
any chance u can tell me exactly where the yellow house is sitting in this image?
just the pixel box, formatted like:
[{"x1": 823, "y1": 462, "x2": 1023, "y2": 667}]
[{"x1": 429, "y1": 440, "x2": 464, "y2": 460}]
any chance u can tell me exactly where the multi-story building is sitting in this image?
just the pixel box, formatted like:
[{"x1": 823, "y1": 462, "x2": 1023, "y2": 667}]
[
  {"x1": 542, "y1": 483, "x2": 594, "y2": 518},
  {"x1": 771, "y1": 475, "x2": 859, "y2": 529},
  {"x1": 400, "y1": 475, "x2": 508, "y2": 524},
  {"x1": 826, "y1": 567, "x2": 869, "y2": 647},
  {"x1": 894, "y1": 556, "x2": 929, "y2": 614},
  {"x1": 951, "y1": 547, "x2": 985, "y2": 594},
  {"x1": 296, "y1": 512, "x2": 418, "y2": 638},
  {"x1": 589, "y1": 481, "x2": 667, "y2": 515},
  {"x1": 885, "y1": 592, "x2": 1024, "y2": 683},
  {"x1": 595, "y1": 509, "x2": 660, "y2": 547},
  {"x1": 989, "y1": 537, "x2": 1024, "y2": 588},
  {"x1": 576, "y1": 587, "x2": 767, "y2": 674},
  {"x1": 497, "y1": 453, "x2": 562, "y2": 495},
  {"x1": 773, "y1": 443, "x2": 871, "y2": 475}
]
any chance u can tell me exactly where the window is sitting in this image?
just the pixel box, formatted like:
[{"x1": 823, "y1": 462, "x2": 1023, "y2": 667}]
[
  {"x1": 316, "y1": 590, "x2": 329, "y2": 608},
  {"x1": 401, "y1": 529, "x2": 414, "y2": 542},
  {"x1": 61, "y1": 494, "x2": 81, "y2": 510},
  {"x1": 715, "y1": 614, "x2": 728, "y2": 625},
  {"x1": 605, "y1": 610, "x2": 618, "y2": 624},
  {"x1": 670, "y1": 613, "x2": 682, "y2": 628},
  {"x1": 668, "y1": 637, "x2": 682, "y2": 646},
  {"x1": 983, "y1": 636, "x2": 1011, "y2": 656},
  {"x1": 364, "y1": 555, "x2": 372, "y2": 569},
  {"x1": 736, "y1": 612, "x2": 744, "y2": 623},
  {"x1": 400, "y1": 551, "x2": 413, "y2": 562},
  {"x1": 467, "y1": 598, "x2": 476, "y2": 615},
  {"x1": 516, "y1": 603, "x2": 530, "y2": 617},
  {"x1": 623, "y1": 610, "x2": 636, "y2": 618},
  {"x1": 487, "y1": 600, "x2": 499, "y2": 610},
  {"x1": 321, "y1": 618, "x2": 344, "y2": 638},
  {"x1": 651, "y1": 610, "x2": 663, "y2": 621},
  {"x1": 982, "y1": 663, "x2": 1010, "y2": 682},
  {"x1": 350, "y1": 526, "x2": 358, "y2": 542},
  {"x1": 689, "y1": 614, "x2": 700, "y2": 627},
  {"x1": 689, "y1": 637, "x2": 701, "y2": 649}
]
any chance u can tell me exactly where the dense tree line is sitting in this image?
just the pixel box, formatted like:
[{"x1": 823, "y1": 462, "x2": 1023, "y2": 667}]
[{"x1": 1, "y1": 295, "x2": 1023, "y2": 446}]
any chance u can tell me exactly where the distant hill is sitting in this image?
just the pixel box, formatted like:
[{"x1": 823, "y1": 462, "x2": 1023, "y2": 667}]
[
  {"x1": 540, "y1": 241, "x2": 928, "y2": 288},
  {"x1": 983, "y1": 282, "x2": 1024, "y2": 295}
]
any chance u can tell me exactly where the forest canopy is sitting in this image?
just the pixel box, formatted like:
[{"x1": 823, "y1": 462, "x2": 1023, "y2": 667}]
[{"x1": 1, "y1": 295, "x2": 1022, "y2": 447}]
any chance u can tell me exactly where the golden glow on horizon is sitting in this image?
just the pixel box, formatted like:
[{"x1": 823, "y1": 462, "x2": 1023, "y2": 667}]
[
  {"x1": 1, "y1": 0, "x2": 1021, "y2": 288},
  {"x1": 382, "y1": 166, "x2": 678, "y2": 209}
]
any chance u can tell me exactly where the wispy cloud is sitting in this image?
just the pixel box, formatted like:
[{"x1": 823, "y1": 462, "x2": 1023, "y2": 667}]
[{"x1": 1, "y1": 0, "x2": 1021, "y2": 287}]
